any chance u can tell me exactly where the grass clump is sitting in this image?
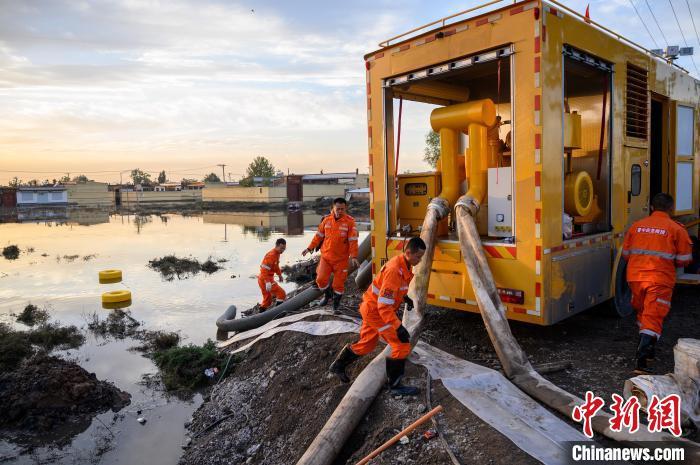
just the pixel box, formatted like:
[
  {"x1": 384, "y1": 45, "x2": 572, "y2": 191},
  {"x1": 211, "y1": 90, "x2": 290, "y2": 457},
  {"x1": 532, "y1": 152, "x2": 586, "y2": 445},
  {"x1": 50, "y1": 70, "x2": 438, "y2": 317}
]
[
  {"x1": 152, "y1": 340, "x2": 235, "y2": 391},
  {"x1": 27, "y1": 323, "x2": 85, "y2": 351},
  {"x1": 0, "y1": 324, "x2": 34, "y2": 372},
  {"x1": 16, "y1": 304, "x2": 50, "y2": 327},
  {"x1": 148, "y1": 255, "x2": 224, "y2": 280},
  {"x1": 87, "y1": 310, "x2": 140, "y2": 338},
  {"x1": 148, "y1": 255, "x2": 201, "y2": 280},
  {"x1": 2, "y1": 245, "x2": 20, "y2": 260},
  {"x1": 200, "y1": 259, "x2": 223, "y2": 274}
]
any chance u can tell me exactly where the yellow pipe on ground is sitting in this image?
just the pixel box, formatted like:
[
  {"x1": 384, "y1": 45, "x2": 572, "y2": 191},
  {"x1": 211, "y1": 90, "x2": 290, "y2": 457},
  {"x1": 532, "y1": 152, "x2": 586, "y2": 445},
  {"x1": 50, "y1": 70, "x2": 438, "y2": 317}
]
[{"x1": 430, "y1": 99, "x2": 496, "y2": 209}]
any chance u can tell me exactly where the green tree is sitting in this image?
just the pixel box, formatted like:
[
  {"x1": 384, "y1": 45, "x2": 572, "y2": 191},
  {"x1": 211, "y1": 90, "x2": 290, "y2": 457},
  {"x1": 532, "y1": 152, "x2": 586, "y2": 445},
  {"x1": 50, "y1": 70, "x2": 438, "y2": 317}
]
[
  {"x1": 130, "y1": 168, "x2": 151, "y2": 185},
  {"x1": 203, "y1": 173, "x2": 221, "y2": 183},
  {"x1": 72, "y1": 174, "x2": 90, "y2": 183},
  {"x1": 157, "y1": 170, "x2": 167, "y2": 184},
  {"x1": 9, "y1": 177, "x2": 21, "y2": 187},
  {"x1": 59, "y1": 175, "x2": 70, "y2": 183},
  {"x1": 424, "y1": 130, "x2": 440, "y2": 168},
  {"x1": 246, "y1": 156, "x2": 276, "y2": 178}
]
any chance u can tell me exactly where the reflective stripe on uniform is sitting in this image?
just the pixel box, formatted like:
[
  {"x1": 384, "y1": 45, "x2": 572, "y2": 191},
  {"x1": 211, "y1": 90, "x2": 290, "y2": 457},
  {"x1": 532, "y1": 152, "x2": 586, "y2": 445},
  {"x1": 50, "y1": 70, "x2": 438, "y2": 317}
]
[
  {"x1": 378, "y1": 296, "x2": 395, "y2": 305},
  {"x1": 624, "y1": 248, "x2": 676, "y2": 260},
  {"x1": 349, "y1": 237, "x2": 358, "y2": 241},
  {"x1": 400, "y1": 286, "x2": 409, "y2": 290},
  {"x1": 372, "y1": 284, "x2": 380, "y2": 295},
  {"x1": 656, "y1": 298, "x2": 671, "y2": 306},
  {"x1": 261, "y1": 264, "x2": 271, "y2": 270},
  {"x1": 316, "y1": 232, "x2": 325, "y2": 238},
  {"x1": 378, "y1": 324, "x2": 392, "y2": 332},
  {"x1": 676, "y1": 254, "x2": 692, "y2": 261},
  {"x1": 640, "y1": 328, "x2": 660, "y2": 338}
]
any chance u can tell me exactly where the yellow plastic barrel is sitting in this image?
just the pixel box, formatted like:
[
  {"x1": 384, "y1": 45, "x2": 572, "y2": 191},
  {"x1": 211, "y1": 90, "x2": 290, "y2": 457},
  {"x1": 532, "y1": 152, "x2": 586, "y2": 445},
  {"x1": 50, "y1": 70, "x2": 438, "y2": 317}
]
[
  {"x1": 102, "y1": 300, "x2": 132, "y2": 310},
  {"x1": 99, "y1": 269, "x2": 122, "y2": 282},
  {"x1": 102, "y1": 290, "x2": 132, "y2": 303},
  {"x1": 564, "y1": 171, "x2": 594, "y2": 217}
]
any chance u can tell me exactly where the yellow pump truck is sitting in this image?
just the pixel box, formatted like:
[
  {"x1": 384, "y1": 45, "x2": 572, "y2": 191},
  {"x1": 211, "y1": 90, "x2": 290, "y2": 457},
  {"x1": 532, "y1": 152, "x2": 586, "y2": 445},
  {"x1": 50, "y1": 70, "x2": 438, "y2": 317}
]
[{"x1": 365, "y1": 0, "x2": 700, "y2": 325}]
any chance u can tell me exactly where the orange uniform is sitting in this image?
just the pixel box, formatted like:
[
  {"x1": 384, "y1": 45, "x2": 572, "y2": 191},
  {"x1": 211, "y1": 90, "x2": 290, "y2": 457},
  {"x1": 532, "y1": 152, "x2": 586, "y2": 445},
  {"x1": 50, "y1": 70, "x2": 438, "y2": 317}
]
[
  {"x1": 350, "y1": 254, "x2": 413, "y2": 359},
  {"x1": 622, "y1": 211, "x2": 692, "y2": 337},
  {"x1": 258, "y1": 248, "x2": 286, "y2": 309},
  {"x1": 307, "y1": 213, "x2": 359, "y2": 294}
]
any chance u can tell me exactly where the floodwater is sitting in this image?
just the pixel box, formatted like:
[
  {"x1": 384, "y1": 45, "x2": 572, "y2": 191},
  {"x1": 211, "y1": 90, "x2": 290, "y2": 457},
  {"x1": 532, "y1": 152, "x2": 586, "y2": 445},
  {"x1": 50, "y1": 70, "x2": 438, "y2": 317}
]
[{"x1": 0, "y1": 208, "x2": 367, "y2": 465}]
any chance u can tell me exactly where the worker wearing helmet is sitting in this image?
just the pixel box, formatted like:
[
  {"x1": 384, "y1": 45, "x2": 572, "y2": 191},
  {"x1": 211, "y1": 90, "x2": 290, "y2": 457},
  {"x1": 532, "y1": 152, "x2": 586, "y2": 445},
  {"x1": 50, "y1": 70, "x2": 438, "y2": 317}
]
[
  {"x1": 258, "y1": 238, "x2": 286, "y2": 311},
  {"x1": 328, "y1": 236, "x2": 426, "y2": 396},
  {"x1": 622, "y1": 193, "x2": 693, "y2": 374},
  {"x1": 303, "y1": 198, "x2": 359, "y2": 312}
]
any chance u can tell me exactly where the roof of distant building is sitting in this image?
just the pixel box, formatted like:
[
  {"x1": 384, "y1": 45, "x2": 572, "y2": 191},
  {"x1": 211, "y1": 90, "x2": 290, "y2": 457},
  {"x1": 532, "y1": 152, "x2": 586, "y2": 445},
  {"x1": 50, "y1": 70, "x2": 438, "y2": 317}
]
[{"x1": 301, "y1": 172, "x2": 361, "y2": 181}]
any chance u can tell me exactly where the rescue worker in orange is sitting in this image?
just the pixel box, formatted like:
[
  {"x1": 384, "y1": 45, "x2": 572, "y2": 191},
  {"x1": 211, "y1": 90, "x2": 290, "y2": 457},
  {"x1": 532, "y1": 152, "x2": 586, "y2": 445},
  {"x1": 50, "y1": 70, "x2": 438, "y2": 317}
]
[
  {"x1": 258, "y1": 238, "x2": 287, "y2": 311},
  {"x1": 329, "y1": 236, "x2": 426, "y2": 396},
  {"x1": 622, "y1": 193, "x2": 693, "y2": 374},
  {"x1": 302, "y1": 197, "x2": 359, "y2": 312}
]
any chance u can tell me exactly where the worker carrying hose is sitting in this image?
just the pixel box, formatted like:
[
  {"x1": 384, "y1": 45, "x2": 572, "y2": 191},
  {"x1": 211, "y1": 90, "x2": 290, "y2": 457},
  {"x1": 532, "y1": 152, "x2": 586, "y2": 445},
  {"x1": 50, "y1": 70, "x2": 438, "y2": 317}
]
[
  {"x1": 258, "y1": 238, "x2": 287, "y2": 311},
  {"x1": 622, "y1": 193, "x2": 692, "y2": 374},
  {"x1": 302, "y1": 197, "x2": 359, "y2": 312},
  {"x1": 329, "y1": 236, "x2": 426, "y2": 396}
]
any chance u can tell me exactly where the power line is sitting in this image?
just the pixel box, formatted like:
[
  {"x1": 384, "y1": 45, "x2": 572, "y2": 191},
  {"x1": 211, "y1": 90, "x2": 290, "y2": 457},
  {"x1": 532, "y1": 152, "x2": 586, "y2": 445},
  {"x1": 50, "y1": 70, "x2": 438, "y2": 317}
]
[
  {"x1": 629, "y1": 0, "x2": 660, "y2": 49},
  {"x1": 669, "y1": 0, "x2": 690, "y2": 46},
  {"x1": 645, "y1": 0, "x2": 670, "y2": 47},
  {"x1": 687, "y1": 0, "x2": 700, "y2": 46},
  {"x1": 668, "y1": 0, "x2": 700, "y2": 76}
]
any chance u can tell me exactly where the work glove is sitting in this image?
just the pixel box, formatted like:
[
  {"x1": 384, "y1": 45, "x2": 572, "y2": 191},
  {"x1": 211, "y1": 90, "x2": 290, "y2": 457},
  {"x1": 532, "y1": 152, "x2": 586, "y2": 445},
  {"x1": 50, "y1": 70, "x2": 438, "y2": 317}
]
[
  {"x1": 403, "y1": 295, "x2": 414, "y2": 311},
  {"x1": 350, "y1": 257, "x2": 360, "y2": 269},
  {"x1": 396, "y1": 325, "x2": 410, "y2": 343},
  {"x1": 265, "y1": 282, "x2": 272, "y2": 292}
]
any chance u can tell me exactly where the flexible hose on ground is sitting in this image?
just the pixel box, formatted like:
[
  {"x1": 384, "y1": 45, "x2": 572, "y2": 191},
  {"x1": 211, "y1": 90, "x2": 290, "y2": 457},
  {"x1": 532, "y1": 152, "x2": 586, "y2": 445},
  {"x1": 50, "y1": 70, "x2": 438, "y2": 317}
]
[
  {"x1": 296, "y1": 198, "x2": 449, "y2": 465},
  {"x1": 453, "y1": 197, "x2": 700, "y2": 455},
  {"x1": 216, "y1": 235, "x2": 372, "y2": 334}
]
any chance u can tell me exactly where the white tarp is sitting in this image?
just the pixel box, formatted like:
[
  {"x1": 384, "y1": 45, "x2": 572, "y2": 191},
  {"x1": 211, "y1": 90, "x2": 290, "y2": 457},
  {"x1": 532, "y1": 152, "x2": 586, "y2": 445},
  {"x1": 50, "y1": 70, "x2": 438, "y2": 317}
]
[{"x1": 223, "y1": 311, "x2": 590, "y2": 464}]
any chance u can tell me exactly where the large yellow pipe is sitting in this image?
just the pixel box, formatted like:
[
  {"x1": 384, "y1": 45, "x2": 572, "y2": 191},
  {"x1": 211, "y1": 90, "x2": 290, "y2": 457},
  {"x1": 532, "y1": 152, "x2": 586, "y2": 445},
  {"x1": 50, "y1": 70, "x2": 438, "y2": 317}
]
[{"x1": 430, "y1": 99, "x2": 496, "y2": 208}]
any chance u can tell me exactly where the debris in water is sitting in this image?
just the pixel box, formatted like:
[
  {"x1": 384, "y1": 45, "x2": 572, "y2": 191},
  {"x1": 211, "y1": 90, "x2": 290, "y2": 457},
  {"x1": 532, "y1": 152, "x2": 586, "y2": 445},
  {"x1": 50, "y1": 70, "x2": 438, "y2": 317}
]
[
  {"x1": 422, "y1": 429, "x2": 438, "y2": 441},
  {"x1": 137, "y1": 417, "x2": 147, "y2": 424},
  {"x1": 153, "y1": 341, "x2": 239, "y2": 391},
  {"x1": 204, "y1": 367, "x2": 219, "y2": 379},
  {"x1": 2, "y1": 245, "x2": 20, "y2": 260}
]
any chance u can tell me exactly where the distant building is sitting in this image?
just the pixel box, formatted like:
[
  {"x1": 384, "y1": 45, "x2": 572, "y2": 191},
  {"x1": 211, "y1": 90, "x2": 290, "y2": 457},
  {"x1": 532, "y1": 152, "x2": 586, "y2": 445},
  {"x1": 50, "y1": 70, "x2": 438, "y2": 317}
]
[
  {"x1": 183, "y1": 181, "x2": 205, "y2": 190},
  {"x1": 16, "y1": 186, "x2": 68, "y2": 206},
  {"x1": 346, "y1": 187, "x2": 370, "y2": 201},
  {"x1": 154, "y1": 182, "x2": 182, "y2": 192},
  {"x1": 0, "y1": 187, "x2": 17, "y2": 208},
  {"x1": 64, "y1": 181, "x2": 113, "y2": 208},
  {"x1": 299, "y1": 170, "x2": 369, "y2": 189}
]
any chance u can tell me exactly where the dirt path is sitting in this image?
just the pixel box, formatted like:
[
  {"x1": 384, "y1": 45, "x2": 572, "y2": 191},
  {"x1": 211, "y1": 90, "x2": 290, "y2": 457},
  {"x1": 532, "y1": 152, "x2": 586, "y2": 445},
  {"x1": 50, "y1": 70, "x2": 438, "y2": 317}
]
[{"x1": 181, "y1": 286, "x2": 699, "y2": 465}]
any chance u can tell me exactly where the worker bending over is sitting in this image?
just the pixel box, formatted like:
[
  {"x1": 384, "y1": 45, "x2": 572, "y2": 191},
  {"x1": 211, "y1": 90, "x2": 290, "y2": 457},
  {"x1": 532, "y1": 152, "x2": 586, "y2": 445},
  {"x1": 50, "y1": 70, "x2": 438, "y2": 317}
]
[
  {"x1": 303, "y1": 197, "x2": 359, "y2": 312},
  {"x1": 622, "y1": 193, "x2": 692, "y2": 374},
  {"x1": 329, "y1": 236, "x2": 426, "y2": 396},
  {"x1": 258, "y1": 238, "x2": 287, "y2": 311}
]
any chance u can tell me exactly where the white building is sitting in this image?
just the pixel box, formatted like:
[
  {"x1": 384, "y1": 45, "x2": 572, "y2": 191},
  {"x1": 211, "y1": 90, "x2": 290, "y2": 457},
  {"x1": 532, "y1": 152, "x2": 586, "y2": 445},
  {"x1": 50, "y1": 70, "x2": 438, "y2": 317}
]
[{"x1": 16, "y1": 186, "x2": 68, "y2": 206}]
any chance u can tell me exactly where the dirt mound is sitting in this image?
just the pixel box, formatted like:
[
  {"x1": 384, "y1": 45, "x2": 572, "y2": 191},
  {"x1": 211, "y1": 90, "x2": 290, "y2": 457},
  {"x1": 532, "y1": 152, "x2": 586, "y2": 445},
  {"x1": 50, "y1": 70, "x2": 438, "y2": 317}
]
[
  {"x1": 281, "y1": 257, "x2": 317, "y2": 284},
  {"x1": 180, "y1": 328, "x2": 491, "y2": 465},
  {"x1": 0, "y1": 354, "x2": 130, "y2": 444}
]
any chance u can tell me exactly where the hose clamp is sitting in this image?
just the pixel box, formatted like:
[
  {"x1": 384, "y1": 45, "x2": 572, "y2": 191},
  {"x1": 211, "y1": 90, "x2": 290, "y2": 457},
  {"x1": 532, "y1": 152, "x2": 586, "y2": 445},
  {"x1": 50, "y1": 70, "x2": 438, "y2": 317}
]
[
  {"x1": 426, "y1": 198, "x2": 450, "y2": 220},
  {"x1": 455, "y1": 196, "x2": 480, "y2": 216}
]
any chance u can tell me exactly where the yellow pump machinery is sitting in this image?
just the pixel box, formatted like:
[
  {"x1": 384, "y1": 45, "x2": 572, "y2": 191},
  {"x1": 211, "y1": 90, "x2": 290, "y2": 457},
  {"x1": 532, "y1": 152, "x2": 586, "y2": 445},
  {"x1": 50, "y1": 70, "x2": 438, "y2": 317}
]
[{"x1": 365, "y1": 0, "x2": 700, "y2": 325}]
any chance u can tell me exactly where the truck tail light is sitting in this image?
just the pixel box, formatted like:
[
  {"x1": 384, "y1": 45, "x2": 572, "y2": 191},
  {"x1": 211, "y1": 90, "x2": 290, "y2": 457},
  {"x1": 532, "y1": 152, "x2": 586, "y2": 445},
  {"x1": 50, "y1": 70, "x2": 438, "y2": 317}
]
[{"x1": 497, "y1": 287, "x2": 524, "y2": 304}]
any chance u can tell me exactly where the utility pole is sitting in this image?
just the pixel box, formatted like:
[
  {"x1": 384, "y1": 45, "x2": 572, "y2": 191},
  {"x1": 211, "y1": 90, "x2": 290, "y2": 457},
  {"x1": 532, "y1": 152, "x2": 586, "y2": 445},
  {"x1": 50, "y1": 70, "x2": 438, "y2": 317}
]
[{"x1": 217, "y1": 164, "x2": 226, "y2": 182}]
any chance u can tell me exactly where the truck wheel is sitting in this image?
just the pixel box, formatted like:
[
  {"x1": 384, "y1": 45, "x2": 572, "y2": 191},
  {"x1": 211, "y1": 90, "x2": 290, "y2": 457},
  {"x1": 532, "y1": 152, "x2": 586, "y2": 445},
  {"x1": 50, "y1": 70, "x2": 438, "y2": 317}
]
[{"x1": 612, "y1": 255, "x2": 634, "y2": 317}]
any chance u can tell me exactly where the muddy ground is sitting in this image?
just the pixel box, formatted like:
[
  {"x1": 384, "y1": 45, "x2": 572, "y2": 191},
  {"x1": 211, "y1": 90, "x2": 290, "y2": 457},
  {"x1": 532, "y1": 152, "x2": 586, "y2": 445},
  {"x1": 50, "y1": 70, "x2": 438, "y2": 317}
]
[{"x1": 181, "y1": 284, "x2": 700, "y2": 465}]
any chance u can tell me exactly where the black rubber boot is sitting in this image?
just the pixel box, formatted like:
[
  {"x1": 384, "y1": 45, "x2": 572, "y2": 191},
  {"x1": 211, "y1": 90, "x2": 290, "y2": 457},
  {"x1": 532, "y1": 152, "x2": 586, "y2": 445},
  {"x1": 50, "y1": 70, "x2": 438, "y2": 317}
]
[
  {"x1": 318, "y1": 287, "x2": 333, "y2": 306},
  {"x1": 332, "y1": 292, "x2": 343, "y2": 314},
  {"x1": 329, "y1": 344, "x2": 360, "y2": 383},
  {"x1": 386, "y1": 358, "x2": 419, "y2": 396},
  {"x1": 634, "y1": 333, "x2": 657, "y2": 374}
]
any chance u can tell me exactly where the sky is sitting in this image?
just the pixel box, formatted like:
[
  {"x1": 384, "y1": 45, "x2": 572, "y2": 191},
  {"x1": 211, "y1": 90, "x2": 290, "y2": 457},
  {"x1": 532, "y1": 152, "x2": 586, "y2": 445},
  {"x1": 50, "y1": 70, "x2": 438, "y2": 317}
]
[{"x1": 1, "y1": 0, "x2": 700, "y2": 183}]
